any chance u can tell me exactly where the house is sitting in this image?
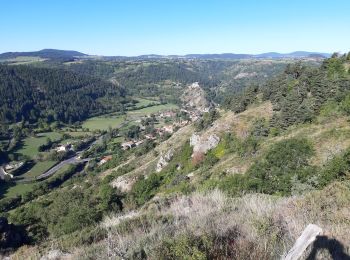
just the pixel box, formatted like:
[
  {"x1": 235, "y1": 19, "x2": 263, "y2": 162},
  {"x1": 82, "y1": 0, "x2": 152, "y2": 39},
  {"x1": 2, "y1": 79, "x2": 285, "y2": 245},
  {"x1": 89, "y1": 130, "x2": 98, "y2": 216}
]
[
  {"x1": 163, "y1": 125, "x2": 174, "y2": 134},
  {"x1": 135, "y1": 140, "x2": 144, "y2": 146},
  {"x1": 160, "y1": 111, "x2": 176, "y2": 118},
  {"x1": 145, "y1": 134, "x2": 156, "y2": 140},
  {"x1": 57, "y1": 145, "x2": 67, "y2": 152},
  {"x1": 175, "y1": 120, "x2": 189, "y2": 128},
  {"x1": 56, "y1": 143, "x2": 73, "y2": 152},
  {"x1": 4, "y1": 161, "x2": 24, "y2": 172},
  {"x1": 0, "y1": 166, "x2": 14, "y2": 180},
  {"x1": 99, "y1": 155, "x2": 113, "y2": 166},
  {"x1": 121, "y1": 141, "x2": 136, "y2": 150}
]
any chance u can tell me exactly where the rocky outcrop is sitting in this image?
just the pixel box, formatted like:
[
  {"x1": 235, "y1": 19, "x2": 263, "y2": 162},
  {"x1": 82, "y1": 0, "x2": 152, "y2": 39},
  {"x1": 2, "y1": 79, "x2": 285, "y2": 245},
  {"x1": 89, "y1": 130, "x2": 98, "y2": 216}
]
[
  {"x1": 181, "y1": 82, "x2": 210, "y2": 112},
  {"x1": 111, "y1": 175, "x2": 138, "y2": 193},
  {"x1": 190, "y1": 133, "x2": 220, "y2": 155},
  {"x1": 156, "y1": 148, "x2": 174, "y2": 172},
  {"x1": 40, "y1": 250, "x2": 70, "y2": 260}
]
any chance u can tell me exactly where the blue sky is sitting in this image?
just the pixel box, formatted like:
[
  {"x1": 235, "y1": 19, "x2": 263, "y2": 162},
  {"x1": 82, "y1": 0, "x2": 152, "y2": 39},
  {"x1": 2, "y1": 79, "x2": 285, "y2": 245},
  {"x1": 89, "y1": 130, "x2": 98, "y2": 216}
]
[{"x1": 0, "y1": 0, "x2": 349, "y2": 55}]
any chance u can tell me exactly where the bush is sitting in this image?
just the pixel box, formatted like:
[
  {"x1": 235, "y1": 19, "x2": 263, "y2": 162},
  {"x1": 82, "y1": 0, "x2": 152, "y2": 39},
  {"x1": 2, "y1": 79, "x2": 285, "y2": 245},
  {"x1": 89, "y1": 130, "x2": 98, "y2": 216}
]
[
  {"x1": 340, "y1": 94, "x2": 350, "y2": 115},
  {"x1": 129, "y1": 173, "x2": 164, "y2": 206},
  {"x1": 317, "y1": 149, "x2": 350, "y2": 187},
  {"x1": 195, "y1": 109, "x2": 220, "y2": 131},
  {"x1": 245, "y1": 138, "x2": 314, "y2": 195},
  {"x1": 208, "y1": 138, "x2": 315, "y2": 196}
]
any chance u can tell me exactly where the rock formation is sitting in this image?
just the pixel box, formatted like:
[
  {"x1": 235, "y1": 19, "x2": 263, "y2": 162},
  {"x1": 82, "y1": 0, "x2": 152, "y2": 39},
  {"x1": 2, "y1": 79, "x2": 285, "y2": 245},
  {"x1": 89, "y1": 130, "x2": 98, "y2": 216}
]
[
  {"x1": 190, "y1": 133, "x2": 220, "y2": 155},
  {"x1": 156, "y1": 148, "x2": 175, "y2": 172}
]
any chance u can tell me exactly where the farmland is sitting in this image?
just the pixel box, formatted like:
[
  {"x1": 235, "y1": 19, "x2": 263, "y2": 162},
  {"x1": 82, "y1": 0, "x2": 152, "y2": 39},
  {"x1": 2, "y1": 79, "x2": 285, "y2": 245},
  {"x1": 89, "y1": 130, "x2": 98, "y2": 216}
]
[
  {"x1": 82, "y1": 102, "x2": 178, "y2": 131},
  {"x1": 14, "y1": 132, "x2": 62, "y2": 158},
  {"x1": 82, "y1": 114, "x2": 126, "y2": 131}
]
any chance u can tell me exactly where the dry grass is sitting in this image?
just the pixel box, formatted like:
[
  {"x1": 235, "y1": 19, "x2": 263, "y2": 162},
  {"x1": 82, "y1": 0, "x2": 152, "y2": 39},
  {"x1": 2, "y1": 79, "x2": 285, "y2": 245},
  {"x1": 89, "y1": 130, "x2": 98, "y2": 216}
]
[
  {"x1": 10, "y1": 181, "x2": 350, "y2": 259},
  {"x1": 265, "y1": 117, "x2": 350, "y2": 166}
]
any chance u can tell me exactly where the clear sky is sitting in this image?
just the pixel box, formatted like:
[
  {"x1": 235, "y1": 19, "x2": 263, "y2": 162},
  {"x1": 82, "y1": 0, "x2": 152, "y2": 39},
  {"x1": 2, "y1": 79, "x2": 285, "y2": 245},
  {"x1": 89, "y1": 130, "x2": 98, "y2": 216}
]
[{"x1": 0, "y1": 0, "x2": 349, "y2": 56}]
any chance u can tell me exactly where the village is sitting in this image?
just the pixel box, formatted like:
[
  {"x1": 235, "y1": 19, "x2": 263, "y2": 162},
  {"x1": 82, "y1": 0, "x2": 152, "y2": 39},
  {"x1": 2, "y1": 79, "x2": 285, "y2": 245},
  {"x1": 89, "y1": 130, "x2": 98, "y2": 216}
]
[{"x1": 119, "y1": 108, "x2": 201, "y2": 151}]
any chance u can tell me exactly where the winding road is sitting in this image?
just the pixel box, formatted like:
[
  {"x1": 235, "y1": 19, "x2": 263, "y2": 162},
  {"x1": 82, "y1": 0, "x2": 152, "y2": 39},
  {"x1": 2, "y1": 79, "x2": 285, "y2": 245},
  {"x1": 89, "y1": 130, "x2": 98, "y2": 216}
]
[{"x1": 35, "y1": 156, "x2": 91, "y2": 180}]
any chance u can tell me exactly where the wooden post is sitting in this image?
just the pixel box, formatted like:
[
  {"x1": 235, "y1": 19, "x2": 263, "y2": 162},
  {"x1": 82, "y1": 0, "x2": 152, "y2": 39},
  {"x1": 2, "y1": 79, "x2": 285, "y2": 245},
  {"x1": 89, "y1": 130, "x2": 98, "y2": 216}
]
[{"x1": 282, "y1": 224, "x2": 322, "y2": 260}]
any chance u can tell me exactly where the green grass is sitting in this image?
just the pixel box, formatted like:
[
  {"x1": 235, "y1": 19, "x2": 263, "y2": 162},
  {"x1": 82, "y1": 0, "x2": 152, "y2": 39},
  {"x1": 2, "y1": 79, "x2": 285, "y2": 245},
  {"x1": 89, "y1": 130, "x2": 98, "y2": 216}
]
[
  {"x1": 81, "y1": 103, "x2": 178, "y2": 131},
  {"x1": 2, "y1": 56, "x2": 47, "y2": 65},
  {"x1": 23, "y1": 160, "x2": 57, "y2": 179},
  {"x1": 15, "y1": 132, "x2": 62, "y2": 158},
  {"x1": 127, "y1": 103, "x2": 178, "y2": 116},
  {"x1": 1, "y1": 182, "x2": 36, "y2": 199},
  {"x1": 82, "y1": 115, "x2": 125, "y2": 131},
  {"x1": 64, "y1": 131, "x2": 92, "y2": 137},
  {"x1": 52, "y1": 164, "x2": 70, "y2": 176},
  {"x1": 133, "y1": 98, "x2": 160, "y2": 108}
]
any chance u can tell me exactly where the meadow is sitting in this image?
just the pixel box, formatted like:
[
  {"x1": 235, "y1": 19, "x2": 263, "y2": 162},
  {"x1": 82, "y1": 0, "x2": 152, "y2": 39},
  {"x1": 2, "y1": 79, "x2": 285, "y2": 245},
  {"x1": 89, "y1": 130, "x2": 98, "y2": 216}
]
[
  {"x1": 15, "y1": 132, "x2": 62, "y2": 158},
  {"x1": 82, "y1": 103, "x2": 178, "y2": 131},
  {"x1": 82, "y1": 114, "x2": 126, "y2": 131},
  {"x1": 127, "y1": 103, "x2": 178, "y2": 116}
]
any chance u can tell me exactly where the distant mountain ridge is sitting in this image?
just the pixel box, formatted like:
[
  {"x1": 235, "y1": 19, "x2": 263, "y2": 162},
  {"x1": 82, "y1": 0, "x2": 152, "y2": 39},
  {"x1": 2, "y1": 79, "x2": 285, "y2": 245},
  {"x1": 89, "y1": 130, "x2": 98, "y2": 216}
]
[
  {"x1": 0, "y1": 49, "x2": 87, "y2": 61},
  {"x1": 0, "y1": 49, "x2": 331, "y2": 61}
]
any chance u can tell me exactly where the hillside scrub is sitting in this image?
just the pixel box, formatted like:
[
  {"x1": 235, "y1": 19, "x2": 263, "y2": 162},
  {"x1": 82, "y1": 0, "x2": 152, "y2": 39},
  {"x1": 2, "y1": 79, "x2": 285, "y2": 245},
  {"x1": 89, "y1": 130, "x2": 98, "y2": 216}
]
[
  {"x1": 51, "y1": 183, "x2": 350, "y2": 259},
  {"x1": 203, "y1": 136, "x2": 350, "y2": 196}
]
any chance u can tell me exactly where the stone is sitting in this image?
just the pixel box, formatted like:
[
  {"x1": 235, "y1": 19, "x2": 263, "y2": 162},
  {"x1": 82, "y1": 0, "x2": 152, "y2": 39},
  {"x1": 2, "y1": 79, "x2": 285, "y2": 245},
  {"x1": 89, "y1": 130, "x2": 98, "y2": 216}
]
[
  {"x1": 190, "y1": 133, "x2": 220, "y2": 155},
  {"x1": 156, "y1": 148, "x2": 175, "y2": 172}
]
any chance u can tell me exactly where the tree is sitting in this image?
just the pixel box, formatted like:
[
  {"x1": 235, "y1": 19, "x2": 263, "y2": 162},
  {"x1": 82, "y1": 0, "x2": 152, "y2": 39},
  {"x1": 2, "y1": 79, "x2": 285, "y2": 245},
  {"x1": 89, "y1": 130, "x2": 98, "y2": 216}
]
[{"x1": 123, "y1": 125, "x2": 141, "y2": 140}]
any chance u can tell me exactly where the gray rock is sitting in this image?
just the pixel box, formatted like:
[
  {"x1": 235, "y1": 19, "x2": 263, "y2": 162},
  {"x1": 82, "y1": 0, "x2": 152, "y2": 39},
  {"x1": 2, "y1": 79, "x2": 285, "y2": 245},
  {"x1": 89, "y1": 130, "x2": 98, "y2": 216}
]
[
  {"x1": 190, "y1": 133, "x2": 220, "y2": 154},
  {"x1": 40, "y1": 250, "x2": 70, "y2": 260},
  {"x1": 156, "y1": 148, "x2": 175, "y2": 172},
  {"x1": 181, "y1": 82, "x2": 210, "y2": 113}
]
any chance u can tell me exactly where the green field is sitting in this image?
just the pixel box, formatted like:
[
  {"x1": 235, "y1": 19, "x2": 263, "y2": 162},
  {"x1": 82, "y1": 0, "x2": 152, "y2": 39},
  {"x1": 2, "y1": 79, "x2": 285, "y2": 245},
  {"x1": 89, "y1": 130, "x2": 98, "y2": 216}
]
[
  {"x1": 15, "y1": 132, "x2": 62, "y2": 158},
  {"x1": 82, "y1": 115, "x2": 126, "y2": 131},
  {"x1": 82, "y1": 103, "x2": 178, "y2": 131},
  {"x1": 127, "y1": 103, "x2": 178, "y2": 116},
  {"x1": 2, "y1": 56, "x2": 47, "y2": 65},
  {"x1": 133, "y1": 98, "x2": 160, "y2": 108},
  {"x1": 1, "y1": 182, "x2": 36, "y2": 199},
  {"x1": 23, "y1": 160, "x2": 57, "y2": 179},
  {"x1": 64, "y1": 131, "x2": 92, "y2": 137}
]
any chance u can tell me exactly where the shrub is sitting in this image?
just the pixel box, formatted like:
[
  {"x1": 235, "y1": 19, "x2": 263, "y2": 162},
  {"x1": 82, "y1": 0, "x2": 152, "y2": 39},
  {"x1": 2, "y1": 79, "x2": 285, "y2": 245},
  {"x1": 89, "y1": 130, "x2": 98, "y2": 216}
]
[
  {"x1": 129, "y1": 173, "x2": 164, "y2": 206},
  {"x1": 317, "y1": 149, "x2": 350, "y2": 187},
  {"x1": 245, "y1": 138, "x2": 314, "y2": 195},
  {"x1": 340, "y1": 94, "x2": 350, "y2": 115}
]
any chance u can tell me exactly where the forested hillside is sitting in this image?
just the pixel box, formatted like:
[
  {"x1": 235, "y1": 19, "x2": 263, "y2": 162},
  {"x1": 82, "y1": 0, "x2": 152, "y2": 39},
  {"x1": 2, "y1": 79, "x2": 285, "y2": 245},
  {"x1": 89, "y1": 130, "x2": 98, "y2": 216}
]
[
  {"x1": 0, "y1": 65, "x2": 126, "y2": 124},
  {"x1": 225, "y1": 53, "x2": 350, "y2": 127},
  {"x1": 60, "y1": 58, "x2": 316, "y2": 103}
]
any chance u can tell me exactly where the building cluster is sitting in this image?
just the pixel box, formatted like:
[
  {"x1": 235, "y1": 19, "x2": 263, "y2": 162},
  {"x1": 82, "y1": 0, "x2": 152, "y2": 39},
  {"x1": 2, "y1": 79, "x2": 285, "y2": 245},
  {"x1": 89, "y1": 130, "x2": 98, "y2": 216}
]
[
  {"x1": 98, "y1": 155, "x2": 113, "y2": 166},
  {"x1": 56, "y1": 143, "x2": 74, "y2": 152},
  {"x1": 0, "y1": 161, "x2": 25, "y2": 180},
  {"x1": 120, "y1": 109, "x2": 196, "y2": 151}
]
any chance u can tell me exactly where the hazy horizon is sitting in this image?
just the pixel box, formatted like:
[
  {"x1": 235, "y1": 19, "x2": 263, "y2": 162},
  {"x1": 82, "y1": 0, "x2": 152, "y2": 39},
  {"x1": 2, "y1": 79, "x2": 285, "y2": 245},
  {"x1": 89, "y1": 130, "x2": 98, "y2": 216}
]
[
  {"x1": 1, "y1": 0, "x2": 349, "y2": 56},
  {"x1": 0, "y1": 48, "x2": 334, "y2": 57}
]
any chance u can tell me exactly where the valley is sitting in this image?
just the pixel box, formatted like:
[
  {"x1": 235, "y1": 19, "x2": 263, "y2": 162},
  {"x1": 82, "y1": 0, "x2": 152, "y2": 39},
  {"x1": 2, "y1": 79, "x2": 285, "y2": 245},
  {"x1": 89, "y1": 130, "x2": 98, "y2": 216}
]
[{"x1": 0, "y1": 49, "x2": 350, "y2": 259}]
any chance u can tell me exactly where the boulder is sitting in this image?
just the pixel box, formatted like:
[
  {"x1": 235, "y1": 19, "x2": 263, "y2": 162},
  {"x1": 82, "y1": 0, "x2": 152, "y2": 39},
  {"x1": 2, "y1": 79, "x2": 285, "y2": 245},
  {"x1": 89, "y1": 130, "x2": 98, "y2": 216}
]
[
  {"x1": 156, "y1": 148, "x2": 175, "y2": 172},
  {"x1": 111, "y1": 175, "x2": 138, "y2": 193},
  {"x1": 190, "y1": 133, "x2": 220, "y2": 155},
  {"x1": 40, "y1": 250, "x2": 70, "y2": 260}
]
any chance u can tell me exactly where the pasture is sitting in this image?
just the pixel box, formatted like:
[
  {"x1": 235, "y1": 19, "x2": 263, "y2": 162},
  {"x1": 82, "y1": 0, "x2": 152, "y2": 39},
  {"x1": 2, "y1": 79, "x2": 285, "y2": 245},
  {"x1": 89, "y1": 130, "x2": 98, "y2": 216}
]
[
  {"x1": 15, "y1": 132, "x2": 62, "y2": 158},
  {"x1": 82, "y1": 115, "x2": 125, "y2": 131}
]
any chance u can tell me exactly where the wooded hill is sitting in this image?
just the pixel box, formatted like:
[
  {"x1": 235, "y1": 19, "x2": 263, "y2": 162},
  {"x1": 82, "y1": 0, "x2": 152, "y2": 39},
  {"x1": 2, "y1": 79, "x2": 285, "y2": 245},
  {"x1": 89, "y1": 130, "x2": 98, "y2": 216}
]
[
  {"x1": 224, "y1": 53, "x2": 350, "y2": 129},
  {"x1": 0, "y1": 65, "x2": 126, "y2": 124}
]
